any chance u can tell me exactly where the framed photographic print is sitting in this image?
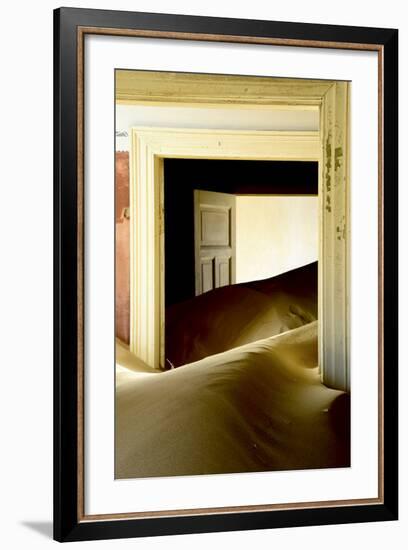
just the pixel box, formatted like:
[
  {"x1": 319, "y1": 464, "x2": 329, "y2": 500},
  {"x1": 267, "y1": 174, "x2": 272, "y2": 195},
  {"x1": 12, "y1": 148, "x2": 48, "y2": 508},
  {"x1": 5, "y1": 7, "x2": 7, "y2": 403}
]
[{"x1": 54, "y1": 7, "x2": 398, "y2": 542}]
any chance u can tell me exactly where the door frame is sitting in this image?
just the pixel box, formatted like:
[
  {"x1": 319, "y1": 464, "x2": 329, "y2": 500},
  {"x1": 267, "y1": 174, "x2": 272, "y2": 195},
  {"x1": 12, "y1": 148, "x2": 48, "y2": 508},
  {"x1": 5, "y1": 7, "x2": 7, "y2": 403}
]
[{"x1": 126, "y1": 75, "x2": 349, "y2": 390}]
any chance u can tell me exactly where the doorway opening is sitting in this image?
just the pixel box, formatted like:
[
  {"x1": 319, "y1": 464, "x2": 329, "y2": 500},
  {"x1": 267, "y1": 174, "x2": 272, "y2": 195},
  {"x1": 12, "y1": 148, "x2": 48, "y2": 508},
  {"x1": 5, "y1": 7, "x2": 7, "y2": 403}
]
[{"x1": 164, "y1": 158, "x2": 318, "y2": 369}]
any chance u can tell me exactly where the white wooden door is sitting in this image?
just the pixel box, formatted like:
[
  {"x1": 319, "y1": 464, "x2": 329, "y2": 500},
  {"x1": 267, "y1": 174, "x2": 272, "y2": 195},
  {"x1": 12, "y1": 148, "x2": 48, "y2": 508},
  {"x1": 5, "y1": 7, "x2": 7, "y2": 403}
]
[{"x1": 194, "y1": 190, "x2": 236, "y2": 296}]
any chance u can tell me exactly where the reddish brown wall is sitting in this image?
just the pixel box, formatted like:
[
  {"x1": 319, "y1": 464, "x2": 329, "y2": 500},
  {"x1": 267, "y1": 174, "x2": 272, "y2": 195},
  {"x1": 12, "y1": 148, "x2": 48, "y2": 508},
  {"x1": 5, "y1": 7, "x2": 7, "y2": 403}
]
[{"x1": 115, "y1": 152, "x2": 130, "y2": 344}]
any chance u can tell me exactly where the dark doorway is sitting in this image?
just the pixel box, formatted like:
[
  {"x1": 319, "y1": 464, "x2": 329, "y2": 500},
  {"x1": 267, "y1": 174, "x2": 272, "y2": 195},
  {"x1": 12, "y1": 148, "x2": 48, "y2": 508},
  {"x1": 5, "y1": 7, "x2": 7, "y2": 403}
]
[{"x1": 164, "y1": 159, "x2": 318, "y2": 308}]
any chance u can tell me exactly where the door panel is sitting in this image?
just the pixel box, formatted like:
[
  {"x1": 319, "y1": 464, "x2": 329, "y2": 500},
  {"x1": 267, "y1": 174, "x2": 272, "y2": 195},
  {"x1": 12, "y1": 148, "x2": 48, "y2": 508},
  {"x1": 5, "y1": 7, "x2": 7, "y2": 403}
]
[
  {"x1": 200, "y1": 208, "x2": 230, "y2": 246},
  {"x1": 215, "y1": 256, "x2": 231, "y2": 288},
  {"x1": 201, "y1": 257, "x2": 215, "y2": 293},
  {"x1": 194, "y1": 190, "x2": 236, "y2": 296}
]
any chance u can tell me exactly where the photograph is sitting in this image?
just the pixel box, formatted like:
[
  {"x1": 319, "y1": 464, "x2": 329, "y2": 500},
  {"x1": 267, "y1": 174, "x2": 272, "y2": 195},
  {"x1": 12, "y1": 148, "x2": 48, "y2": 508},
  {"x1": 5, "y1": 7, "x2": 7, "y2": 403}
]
[{"x1": 114, "y1": 69, "x2": 350, "y2": 479}]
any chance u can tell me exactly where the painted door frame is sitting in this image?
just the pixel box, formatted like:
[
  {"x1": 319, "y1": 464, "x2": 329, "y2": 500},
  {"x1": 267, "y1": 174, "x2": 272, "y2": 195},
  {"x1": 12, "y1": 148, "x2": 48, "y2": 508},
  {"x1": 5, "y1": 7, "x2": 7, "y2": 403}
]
[{"x1": 125, "y1": 74, "x2": 349, "y2": 391}]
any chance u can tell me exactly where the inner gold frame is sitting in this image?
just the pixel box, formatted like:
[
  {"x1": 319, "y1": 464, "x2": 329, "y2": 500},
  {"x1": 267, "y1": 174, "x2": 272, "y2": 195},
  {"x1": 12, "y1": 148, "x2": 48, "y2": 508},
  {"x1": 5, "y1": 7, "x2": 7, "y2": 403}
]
[{"x1": 77, "y1": 27, "x2": 384, "y2": 523}]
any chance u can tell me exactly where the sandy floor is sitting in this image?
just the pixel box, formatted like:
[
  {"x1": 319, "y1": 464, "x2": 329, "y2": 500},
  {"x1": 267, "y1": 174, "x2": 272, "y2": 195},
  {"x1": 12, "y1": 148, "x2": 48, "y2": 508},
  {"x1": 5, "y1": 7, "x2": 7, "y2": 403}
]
[
  {"x1": 115, "y1": 321, "x2": 350, "y2": 479},
  {"x1": 165, "y1": 262, "x2": 318, "y2": 367}
]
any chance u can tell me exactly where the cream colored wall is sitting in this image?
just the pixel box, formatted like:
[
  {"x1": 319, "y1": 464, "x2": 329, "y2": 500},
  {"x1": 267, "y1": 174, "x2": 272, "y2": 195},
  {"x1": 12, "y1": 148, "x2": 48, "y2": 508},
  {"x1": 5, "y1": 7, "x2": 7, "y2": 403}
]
[
  {"x1": 116, "y1": 104, "x2": 319, "y2": 150},
  {"x1": 235, "y1": 195, "x2": 318, "y2": 284}
]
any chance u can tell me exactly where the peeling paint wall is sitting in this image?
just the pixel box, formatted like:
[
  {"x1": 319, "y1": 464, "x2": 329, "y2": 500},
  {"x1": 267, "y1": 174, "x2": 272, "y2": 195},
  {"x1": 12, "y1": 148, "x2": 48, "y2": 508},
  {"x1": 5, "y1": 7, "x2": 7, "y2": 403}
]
[{"x1": 115, "y1": 152, "x2": 130, "y2": 344}]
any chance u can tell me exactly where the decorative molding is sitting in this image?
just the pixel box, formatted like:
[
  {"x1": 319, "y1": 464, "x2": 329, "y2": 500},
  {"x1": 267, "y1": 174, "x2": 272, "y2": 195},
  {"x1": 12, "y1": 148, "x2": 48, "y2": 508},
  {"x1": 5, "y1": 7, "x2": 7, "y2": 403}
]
[
  {"x1": 319, "y1": 82, "x2": 350, "y2": 391},
  {"x1": 117, "y1": 70, "x2": 331, "y2": 107},
  {"x1": 130, "y1": 127, "x2": 322, "y2": 369}
]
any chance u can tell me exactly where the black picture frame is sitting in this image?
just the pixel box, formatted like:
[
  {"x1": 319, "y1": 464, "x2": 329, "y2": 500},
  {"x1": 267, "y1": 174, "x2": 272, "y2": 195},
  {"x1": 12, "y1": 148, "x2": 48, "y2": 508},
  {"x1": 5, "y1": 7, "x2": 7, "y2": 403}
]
[{"x1": 54, "y1": 7, "x2": 398, "y2": 542}]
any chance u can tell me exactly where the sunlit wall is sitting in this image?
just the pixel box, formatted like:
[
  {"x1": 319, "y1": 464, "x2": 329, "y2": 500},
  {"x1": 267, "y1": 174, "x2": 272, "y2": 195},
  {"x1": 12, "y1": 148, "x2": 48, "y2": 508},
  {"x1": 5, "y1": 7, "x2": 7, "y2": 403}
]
[{"x1": 235, "y1": 195, "x2": 318, "y2": 283}]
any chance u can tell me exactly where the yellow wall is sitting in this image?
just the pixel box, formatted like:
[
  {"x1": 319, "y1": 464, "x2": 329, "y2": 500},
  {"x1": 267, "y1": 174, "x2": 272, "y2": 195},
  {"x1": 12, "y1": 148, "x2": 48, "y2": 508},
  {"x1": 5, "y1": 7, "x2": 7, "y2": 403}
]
[
  {"x1": 115, "y1": 104, "x2": 319, "y2": 151},
  {"x1": 235, "y1": 196, "x2": 318, "y2": 283}
]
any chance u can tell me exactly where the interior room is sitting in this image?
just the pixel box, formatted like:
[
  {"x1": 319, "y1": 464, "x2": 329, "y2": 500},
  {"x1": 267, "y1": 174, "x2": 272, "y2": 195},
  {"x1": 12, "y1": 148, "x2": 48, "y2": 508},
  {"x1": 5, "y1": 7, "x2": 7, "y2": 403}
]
[{"x1": 114, "y1": 71, "x2": 350, "y2": 480}]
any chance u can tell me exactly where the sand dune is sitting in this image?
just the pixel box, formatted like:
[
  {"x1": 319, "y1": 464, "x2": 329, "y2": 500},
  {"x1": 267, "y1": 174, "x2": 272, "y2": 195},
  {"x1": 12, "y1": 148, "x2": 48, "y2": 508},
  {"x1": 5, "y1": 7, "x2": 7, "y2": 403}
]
[
  {"x1": 116, "y1": 263, "x2": 349, "y2": 479},
  {"x1": 165, "y1": 262, "x2": 317, "y2": 367},
  {"x1": 115, "y1": 321, "x2": 349, "y2": 479}
]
